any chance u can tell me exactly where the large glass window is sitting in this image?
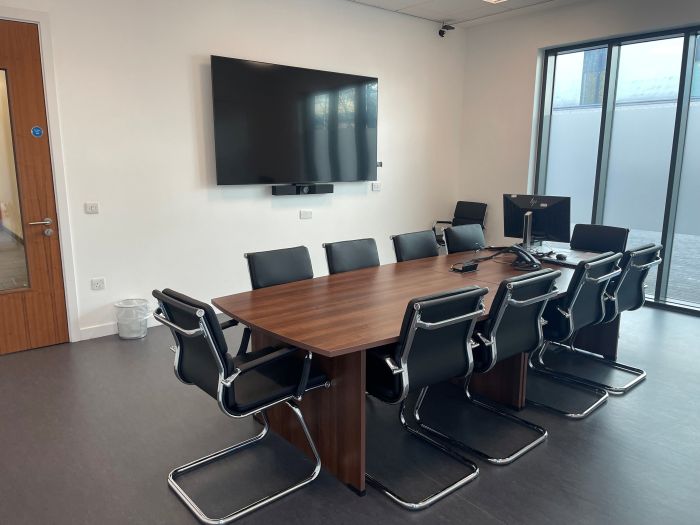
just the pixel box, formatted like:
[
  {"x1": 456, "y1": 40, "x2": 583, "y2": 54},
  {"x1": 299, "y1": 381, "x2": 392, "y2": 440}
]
[
  {"x1": 667, "y1": 35, "x2": 700, "y2": 306},
  {"x1": 536, "y1": 28, "x2": 700, "y2": 311},
  {"x1": 603, "y1": 38, "x2": 684, "y2": 294},
  {"x1": 544, "y1": 48, "x2": 606, "y2": 228}
]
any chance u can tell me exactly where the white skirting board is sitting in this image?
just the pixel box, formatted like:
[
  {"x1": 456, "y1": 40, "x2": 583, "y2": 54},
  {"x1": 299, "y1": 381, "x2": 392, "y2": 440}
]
[{"x1": 78, "y1": 316, "x2": 158, "y2": 341}]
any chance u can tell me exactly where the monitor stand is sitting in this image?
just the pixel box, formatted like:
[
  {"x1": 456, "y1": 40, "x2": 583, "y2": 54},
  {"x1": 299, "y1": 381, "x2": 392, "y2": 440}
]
[{"x1": 522, "y1": 211, "x2": 534, "y2": 252}]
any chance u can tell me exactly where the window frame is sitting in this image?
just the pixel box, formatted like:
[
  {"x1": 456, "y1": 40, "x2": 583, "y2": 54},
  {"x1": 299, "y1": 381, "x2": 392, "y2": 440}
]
[{"x1": 533, "y1": 25, "x2": 700, "y2": 313}]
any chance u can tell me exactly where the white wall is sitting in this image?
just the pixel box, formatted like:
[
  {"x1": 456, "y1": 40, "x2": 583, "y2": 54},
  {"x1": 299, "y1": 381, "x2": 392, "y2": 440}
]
[
  {"x1": 0, "y1": 0, "x2": 467, "y2": 338},
  {"x1": 459, "y1": 0, "x2": 700, "y2": 245},
  {"x1": 7, "y1": 0, "x2": 699, "y2": 339}
]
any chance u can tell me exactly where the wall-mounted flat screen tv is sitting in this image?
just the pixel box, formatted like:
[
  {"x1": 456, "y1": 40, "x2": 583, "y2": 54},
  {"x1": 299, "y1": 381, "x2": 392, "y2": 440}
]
[{"x1": 211, "y1": 55, "x2": 378, "y2": 185}]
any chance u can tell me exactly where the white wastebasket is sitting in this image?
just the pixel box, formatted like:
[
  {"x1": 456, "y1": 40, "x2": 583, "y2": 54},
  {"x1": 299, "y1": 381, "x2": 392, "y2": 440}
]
[{"x1": 115, "y1": 298, "x2": 150, "y2": 339}]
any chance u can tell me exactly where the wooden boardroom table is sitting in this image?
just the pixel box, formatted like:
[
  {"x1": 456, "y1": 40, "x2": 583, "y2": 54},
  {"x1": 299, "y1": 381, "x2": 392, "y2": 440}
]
[{"x1": 212, "y1": 251, "x2": 620, "y2": 494}]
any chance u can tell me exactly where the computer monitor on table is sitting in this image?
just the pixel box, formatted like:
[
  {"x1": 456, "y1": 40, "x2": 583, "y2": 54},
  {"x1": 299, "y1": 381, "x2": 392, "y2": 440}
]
[{"x1": 503, "y1": 194, "x2": 571, "y2": 250}]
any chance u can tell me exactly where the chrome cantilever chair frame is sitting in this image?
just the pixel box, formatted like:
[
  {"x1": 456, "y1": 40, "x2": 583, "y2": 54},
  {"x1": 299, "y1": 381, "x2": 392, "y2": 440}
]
[
  {"x1": 534, "y1": 246, "x2": 662, "y2": 395},
  {"x1": 527, "y1": 253, "x2": 623, "y2": 416},
  {"x1": 366, "y1": 297, "x2": 485, "y2": 511},
  {"x1": 604, "y1": 245, "x2": 662, "y2": 321},
  {"x1": 415, "y1": 271, "x2": 558, "y2": 464},
  {"x1": 154, "y1": 304, "x2": 328, "y2": 525}
]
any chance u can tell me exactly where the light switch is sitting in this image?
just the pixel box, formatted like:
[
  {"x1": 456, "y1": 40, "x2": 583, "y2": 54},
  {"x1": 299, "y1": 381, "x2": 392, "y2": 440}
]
[
  {"x1": 299, "y1": 209, "x2": 312, "y2": 220},
  {"x1": 371, "y1": 182, "x2": 381, "y2": 192},
  {"x1": 84, "y1": 202, "x2": 100, "y2": 214}
]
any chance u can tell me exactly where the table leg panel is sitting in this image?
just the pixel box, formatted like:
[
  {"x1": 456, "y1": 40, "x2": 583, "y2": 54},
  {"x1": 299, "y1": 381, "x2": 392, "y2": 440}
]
[
  {"x1": 469, "y1": 353, "x2": 528, "y2": 409},
  {"x1": 575, "y1": 317, "x2": 620, "y2": 359},
  {"x1": 253, "y1": 332, "x2": 366, "y2": 493}
]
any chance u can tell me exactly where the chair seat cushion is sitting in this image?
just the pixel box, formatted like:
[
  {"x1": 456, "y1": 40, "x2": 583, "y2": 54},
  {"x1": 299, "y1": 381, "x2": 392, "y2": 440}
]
[
  {"x1": 366, "y1": 344, "x2": 402, "y2": 404},
  {"x1": 224, "y1": 348, "x2": 327, "y2": 414}
]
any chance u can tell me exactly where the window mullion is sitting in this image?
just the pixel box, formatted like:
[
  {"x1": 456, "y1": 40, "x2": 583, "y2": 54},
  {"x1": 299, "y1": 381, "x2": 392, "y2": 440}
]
[
  {"x1": 591, "y1": 44, "x2": 619, "y2": 224},
  {"x1": 534, "y1": 52, "x2": 556, "y2": 194}
]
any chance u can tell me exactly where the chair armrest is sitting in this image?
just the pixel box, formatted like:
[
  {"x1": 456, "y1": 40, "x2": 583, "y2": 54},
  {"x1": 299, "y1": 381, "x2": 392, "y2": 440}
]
[
  {"x1": 237, "y1": 327, "x2": 251, "y2": 356},
  {"x1": 153, "y1": 308, "x2": 203, "y2": 337},
  {"x1": 384, "y1": 356, "x2": 404, "y2": 375},
  {"x1": 433, "y1": 220, "x2": 453, "y2": 230},
  {"x1": 220, "y1": 346, "x2": 299, "y2": 388},
  {"x1": 585, "y1": 267, "x2": 622, "y2": 284},
  {"x1": 238, "y1": 346, "x2": 298, "y2": 374},
  {"x1": 295, "y1": 351, "x2": 313, "y2": 398},
  {"x1": 220, "y1": 318, "x2": 238, "y2": 330}
]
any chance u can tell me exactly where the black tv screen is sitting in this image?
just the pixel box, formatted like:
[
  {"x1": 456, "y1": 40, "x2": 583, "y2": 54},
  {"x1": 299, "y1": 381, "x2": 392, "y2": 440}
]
[{"x1": 211, "y1": 56, "x2": 378, "y2": 185}]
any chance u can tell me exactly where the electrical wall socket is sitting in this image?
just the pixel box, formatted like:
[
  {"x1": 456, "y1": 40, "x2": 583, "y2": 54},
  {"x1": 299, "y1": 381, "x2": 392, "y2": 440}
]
[
  {"x1": 90, "y1": 277, "x2": 106, "y2": 291},
  {"x1": 299, "y1": 209, "x2": 312, "y2": 220},
  {"x1": 371, "y1": 182, "x2": 381, "y2": 192},
  {"x1": 84, "y1": 202, "x2": 100, "y2": 214}
]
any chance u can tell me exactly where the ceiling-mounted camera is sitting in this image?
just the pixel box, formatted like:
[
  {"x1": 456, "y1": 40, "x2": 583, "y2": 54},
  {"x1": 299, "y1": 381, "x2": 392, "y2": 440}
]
[{"x1": 438, "y1": 24, "x2": 455, "y2": 38}]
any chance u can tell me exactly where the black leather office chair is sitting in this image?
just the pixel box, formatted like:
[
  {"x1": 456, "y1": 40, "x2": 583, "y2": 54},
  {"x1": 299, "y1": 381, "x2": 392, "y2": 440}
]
[
  {"x1": 416, "y1": 269, "x2": 560, "y2": 464},
  {"x1": 603, "y1": 244, "x2": 662, "y2": 323},
  {"x1": 537, "y1": 244, "x2": 662, "y2": 395},
  {"x1": 242, "y1": 246, "x2": 314, "y2": 355},
  {"x1": 391, "y1": 230, "x2": 440, "y2": 262},
  {"x1": 323, "y1": 238, "x2": 380, "y2": 274},
  {"x1": 570, "y1": 224, "x2": 629, "y2": 253},
  {"x1": 444, "y1": 224, "x2": 486, "y2": 254},
  {"x1": 152, "y1": 288, "x2": 328, "y2": 524},
  {"x1": 245, "y1": 246, "x2": 313, "y2": 289},
  {"x1": 528, "y1": 252, "x2": 622, "y2": 417},
  {"x1": 366, "y1": 286, "x2": 488, "y2": 510},
  {"x1": 434, "y1": 201, "x2": 487, "y2": 246}
]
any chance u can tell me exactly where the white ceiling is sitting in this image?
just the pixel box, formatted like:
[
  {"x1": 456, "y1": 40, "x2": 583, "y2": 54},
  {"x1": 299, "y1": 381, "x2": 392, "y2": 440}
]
[{"x1": 348, "y1": 0, "x2": 581, "y2": 26}]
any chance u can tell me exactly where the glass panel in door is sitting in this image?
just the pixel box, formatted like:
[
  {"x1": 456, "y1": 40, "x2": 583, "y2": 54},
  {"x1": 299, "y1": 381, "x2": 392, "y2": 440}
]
[{"x1": 0, "y1": 69, "x2": 29, "y2": 291}]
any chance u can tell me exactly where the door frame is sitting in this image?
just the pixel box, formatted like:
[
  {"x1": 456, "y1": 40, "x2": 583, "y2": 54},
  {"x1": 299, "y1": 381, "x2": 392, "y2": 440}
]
[{"x1": 0, "y1": 7, "x2": 79, "y2": 342}]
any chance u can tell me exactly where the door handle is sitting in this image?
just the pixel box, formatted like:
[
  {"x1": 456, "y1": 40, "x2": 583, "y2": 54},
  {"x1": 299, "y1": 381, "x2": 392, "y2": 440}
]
[{"x1": 28, "y1": 218, "x2": 53, "y2": 226}]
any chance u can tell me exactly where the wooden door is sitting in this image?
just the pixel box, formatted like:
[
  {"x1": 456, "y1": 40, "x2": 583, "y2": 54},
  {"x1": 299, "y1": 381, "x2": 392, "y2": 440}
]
[{"x1": 0, "y1": 20, "x2": 68, "y2": 354}]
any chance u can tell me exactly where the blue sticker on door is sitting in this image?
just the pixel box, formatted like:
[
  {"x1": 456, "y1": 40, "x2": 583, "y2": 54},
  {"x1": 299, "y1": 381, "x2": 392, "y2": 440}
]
[{"x1": 31, "y1": 126, "x2": 43, "y2": 138}]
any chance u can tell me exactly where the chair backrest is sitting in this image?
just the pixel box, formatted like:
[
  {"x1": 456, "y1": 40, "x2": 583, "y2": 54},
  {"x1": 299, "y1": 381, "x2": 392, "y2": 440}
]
[
  {"x1": 152, "y1": 289, "x2": 229, "y2": 400},
  {"x1": 570, "y1": 224, "x2": 629, "y2": 253},
  {"x1": 324, "y1": 238, "x2": 380, "y2": 274},
  {"x1": 444, "y1": 224, "x2": 486, "y2": 253},
  {"x1": 563, "y1": 251, "x2": 622, "y2": 333},
  {"x1": 245, "y1": 246, "x2": 313, "y2": 289},
  {"x1": 453, "y1": 201, "x2": 487, "y2": 228},
  {"x1": 474, "y1": 269, "x2": 561, "y2": 373},
  {"x1": 604, "y1": 244, "x2": 662, "y2": 322},
  {"x1": 392, "y1": 230, "x2": 440, "y2": 262},
  {"x1": 391, "y1": 286, "x2": 488, "y2": 401}
]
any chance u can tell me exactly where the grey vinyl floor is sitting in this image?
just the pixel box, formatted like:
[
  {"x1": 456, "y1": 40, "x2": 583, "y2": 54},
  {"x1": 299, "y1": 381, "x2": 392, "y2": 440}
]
[{"x1": 0, "y1": 307, "x2": 698, "y2": 524}]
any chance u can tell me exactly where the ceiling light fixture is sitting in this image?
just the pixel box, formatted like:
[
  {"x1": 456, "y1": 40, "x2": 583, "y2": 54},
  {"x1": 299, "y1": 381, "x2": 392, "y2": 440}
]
[{"x1": 483, "y1": 0, "x2": 509, "y2": 4}]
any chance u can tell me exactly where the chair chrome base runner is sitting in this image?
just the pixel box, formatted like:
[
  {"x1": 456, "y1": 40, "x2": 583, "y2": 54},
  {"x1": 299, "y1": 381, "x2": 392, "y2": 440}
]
[
  {"x1": 168, "y1": 401, "x2": 321, "y2": 525},
  {"x1": 532, "y1": 341, "x2": 646, "y2": 395},
  {"x1": 526, "y1": 354, "x2": 609, "y2": 419},
  {"x1": 365, "y1": 389, "x2": 480, "y2": 511},
  {"x1": 415, "y1": 386, "x2": 548, "y2": 465}
]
